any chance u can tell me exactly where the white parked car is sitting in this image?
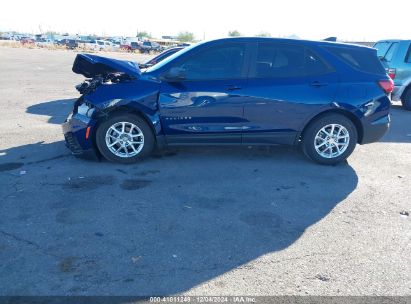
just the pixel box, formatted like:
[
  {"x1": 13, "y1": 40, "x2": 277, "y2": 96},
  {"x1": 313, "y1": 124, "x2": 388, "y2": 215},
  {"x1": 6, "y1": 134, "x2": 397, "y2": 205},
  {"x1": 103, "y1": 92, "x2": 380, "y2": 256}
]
[
  {"x1": 88, "y1": 40, "x2": 116, "y2": 51},
  {"x1": 35, "y1": 39, "x2": 53, "y2": 47}
]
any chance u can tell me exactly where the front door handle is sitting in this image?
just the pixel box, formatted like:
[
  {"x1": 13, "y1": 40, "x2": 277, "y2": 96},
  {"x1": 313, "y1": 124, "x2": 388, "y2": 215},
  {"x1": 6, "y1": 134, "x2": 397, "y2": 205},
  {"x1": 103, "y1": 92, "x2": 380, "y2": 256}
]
[
  {"x1": 310, "y1": 81, "x2": 328, "y2": 87},
  {"x1": 225, "y1": 85, "x2": 242, "y2": 91}
]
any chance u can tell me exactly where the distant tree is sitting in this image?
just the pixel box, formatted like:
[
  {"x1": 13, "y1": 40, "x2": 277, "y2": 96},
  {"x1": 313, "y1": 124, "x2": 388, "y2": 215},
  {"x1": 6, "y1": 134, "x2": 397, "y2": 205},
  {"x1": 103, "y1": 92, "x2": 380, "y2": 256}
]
[
  {"x1": 177, "y1": 31, "x2": 195, "y2": 42},
  {"x1": 228, "y1": 30, "x2": 241, "y2": 37},
  {"x1": 137, "y1": 31, "x2": 152, "y2": 39},
  {"x1": 256, "y1": 31, "x2": 271, "y2": 37}
]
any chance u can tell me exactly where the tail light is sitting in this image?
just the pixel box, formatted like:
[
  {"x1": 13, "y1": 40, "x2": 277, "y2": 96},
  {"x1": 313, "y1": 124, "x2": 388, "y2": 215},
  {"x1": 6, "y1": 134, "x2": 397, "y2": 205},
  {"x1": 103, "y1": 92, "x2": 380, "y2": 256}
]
[
  {"x1": 378, "y1": 79, "x2": 394, "y2": 94},
  {"x1": 386, "y1": 68, "x2": 396, "y2": 79}
]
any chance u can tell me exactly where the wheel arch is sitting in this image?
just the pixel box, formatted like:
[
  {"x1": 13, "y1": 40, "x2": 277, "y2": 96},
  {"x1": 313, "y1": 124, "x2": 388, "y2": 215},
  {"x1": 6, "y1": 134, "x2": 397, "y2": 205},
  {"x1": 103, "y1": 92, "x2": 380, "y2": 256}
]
[
  {"x1": 300, "y1": 109, "x2": 363, "y2": 144},
  {"x1": 400, "y1": 83, "x2": 411, "y2": 100},
  {"x1": 93, "y1": 105, "x2": 160, "y2": 145}
]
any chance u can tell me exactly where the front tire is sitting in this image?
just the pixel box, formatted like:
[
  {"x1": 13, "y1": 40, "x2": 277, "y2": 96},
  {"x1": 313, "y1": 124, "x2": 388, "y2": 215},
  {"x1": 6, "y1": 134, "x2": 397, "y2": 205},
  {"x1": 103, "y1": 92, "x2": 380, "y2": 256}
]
[
  {"x1": 96, "y1": 113, "x2": 154, "y2": 164},
  {"x1": 401, "y1": 88, "x2": 411, "y2": 111},
  {"x1": 302, "y1": 114, "x2": 358, "y2": 165}
]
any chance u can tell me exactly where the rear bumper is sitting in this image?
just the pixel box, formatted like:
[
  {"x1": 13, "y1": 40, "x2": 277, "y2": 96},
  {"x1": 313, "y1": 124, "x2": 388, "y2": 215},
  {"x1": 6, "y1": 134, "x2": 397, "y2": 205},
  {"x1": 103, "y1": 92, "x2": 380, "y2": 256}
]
[
  {"x1": 62, "y1": 113, "x2": 99, "y2": 159},
  {"x1": 360, "y1": 114, "x2": 390, "y2": 144}
]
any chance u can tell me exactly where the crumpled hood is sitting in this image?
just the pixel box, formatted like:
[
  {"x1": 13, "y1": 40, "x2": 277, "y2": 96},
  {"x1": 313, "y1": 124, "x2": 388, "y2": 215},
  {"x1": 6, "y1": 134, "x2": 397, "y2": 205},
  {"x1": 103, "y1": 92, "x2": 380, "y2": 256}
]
[{"x1": 72, "y1": 53, "x2": 141, "y2": 78}]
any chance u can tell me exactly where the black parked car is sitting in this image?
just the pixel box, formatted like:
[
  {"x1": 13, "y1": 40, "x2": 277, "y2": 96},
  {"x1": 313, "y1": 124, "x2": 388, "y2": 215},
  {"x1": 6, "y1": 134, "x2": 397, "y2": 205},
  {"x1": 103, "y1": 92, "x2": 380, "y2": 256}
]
[{"x1": 57, "y1": 39, "x2": 78, "y2": 49}]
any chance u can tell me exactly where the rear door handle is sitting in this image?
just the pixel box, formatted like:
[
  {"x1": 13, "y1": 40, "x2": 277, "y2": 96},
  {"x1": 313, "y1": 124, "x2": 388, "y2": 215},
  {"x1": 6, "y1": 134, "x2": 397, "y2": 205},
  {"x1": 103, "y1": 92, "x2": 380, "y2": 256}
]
[
  {"x1": 310, "y1": 81, "x2": 328, "y2": 87},
  {"x1": 225, "y1": 85, "x2": 242, "y2": 91}
]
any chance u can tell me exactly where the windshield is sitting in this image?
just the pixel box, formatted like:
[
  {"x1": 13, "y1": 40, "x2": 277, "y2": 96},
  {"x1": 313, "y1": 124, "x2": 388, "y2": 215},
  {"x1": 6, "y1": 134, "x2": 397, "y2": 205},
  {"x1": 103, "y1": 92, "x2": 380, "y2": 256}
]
[
  {"x1": 145, "y1": 42, "x2": 200, "y2": 73},
  {"x1": 146, "y1": 48, "x2": 182, "y2": 65}
]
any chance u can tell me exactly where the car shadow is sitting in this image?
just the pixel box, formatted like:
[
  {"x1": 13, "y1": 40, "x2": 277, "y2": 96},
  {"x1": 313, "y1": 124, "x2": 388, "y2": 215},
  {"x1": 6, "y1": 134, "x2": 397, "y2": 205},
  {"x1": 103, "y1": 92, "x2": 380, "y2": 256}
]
[
  {"x1": 0, "y1": 140, "x2": 358, "y2": 295},
  {"x1": 26, "y1": 98, "x2": 76, "y2": 124}
]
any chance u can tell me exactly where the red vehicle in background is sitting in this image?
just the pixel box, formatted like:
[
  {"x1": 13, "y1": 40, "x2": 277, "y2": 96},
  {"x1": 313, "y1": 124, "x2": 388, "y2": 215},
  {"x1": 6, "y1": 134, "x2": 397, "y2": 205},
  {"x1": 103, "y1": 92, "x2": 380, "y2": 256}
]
[
  {"x1": 120, "y1": 44, "x2": 132, "y2": 51},
  {"x1": 20, "y1": 38, "x2": 35, "y2": 45}
]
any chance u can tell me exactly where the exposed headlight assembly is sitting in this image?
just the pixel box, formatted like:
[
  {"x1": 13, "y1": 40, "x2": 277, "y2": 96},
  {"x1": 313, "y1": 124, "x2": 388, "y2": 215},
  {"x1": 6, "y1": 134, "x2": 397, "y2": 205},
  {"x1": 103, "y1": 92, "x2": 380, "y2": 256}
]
[{"x1": 77, "y1": 102, "x2": 95, "y2": 118}]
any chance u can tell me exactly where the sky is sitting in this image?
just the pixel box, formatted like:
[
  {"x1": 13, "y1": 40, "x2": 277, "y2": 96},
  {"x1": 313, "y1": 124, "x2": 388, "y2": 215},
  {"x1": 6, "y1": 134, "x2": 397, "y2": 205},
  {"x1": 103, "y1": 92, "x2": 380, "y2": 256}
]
[{"x1": 1, "y1": 0, "x2": 410, "y2": 41}]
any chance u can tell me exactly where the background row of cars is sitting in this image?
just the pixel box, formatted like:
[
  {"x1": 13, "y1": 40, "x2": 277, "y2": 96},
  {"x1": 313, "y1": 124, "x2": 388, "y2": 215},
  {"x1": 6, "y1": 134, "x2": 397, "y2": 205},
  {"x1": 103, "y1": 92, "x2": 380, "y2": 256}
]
[
  {"x1": 17, "y1": 37, "x2": 121, "y2": 51},
  {"x1": 0, "y1": 34, "x2": 184, "y2": 53}
]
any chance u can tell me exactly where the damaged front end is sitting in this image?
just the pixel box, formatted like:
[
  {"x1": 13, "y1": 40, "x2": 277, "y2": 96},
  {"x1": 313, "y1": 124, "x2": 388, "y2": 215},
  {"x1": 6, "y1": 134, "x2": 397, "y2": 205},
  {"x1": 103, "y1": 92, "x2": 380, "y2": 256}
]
[
  {"x1": 73, "y1": 53, "x2": 141, "y2": 95},
  {"x1": 75, "y1": 73, "x2": 133, "y2": 95},
  {"x1": 72, "y1": 53, "x2": 141, "y2": 78},
  {"x1": 63, "y1": 53, "x2": 162, "y2": 159},
  {"x1": 62, "y1": 93, "x2": 99, "y2": 159},
  {"x1": 63, "y1": 54, "x2": 142, "y2": 159}
]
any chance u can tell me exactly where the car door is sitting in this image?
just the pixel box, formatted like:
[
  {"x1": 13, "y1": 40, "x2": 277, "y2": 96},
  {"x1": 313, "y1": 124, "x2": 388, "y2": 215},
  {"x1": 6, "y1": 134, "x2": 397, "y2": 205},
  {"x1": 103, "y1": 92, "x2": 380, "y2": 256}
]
[
  {"x1": 159, "y1": 42, "x2": 250, "y2": 144},
  {"x1": 243, "y1": 42, "x2": 339, "y2": 145}
]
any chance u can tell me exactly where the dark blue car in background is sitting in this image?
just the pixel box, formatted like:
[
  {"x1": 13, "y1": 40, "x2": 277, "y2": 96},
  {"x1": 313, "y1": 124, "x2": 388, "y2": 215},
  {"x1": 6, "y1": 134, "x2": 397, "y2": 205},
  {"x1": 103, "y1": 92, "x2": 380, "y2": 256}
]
[{"x1": 63, "y1": 37, "x2": 392, "y2": 165}]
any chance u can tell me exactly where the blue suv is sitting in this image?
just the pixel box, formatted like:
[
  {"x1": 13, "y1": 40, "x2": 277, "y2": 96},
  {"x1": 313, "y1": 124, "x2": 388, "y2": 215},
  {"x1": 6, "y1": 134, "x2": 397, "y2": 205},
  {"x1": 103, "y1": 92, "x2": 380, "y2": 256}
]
[
  {"x1": 63, "y1": 37, "x2": 392, "y2": 165},
  {"x1": 373, "y1": 40, "x2": 411, "y2": 110}
]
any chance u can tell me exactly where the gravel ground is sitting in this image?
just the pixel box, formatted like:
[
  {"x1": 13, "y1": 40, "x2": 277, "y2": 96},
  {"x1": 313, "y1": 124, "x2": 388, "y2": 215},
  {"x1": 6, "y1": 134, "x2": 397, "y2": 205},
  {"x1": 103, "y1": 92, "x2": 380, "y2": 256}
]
[{"x1": 0, "y1": 46, "x2": 410, "y2": 296}]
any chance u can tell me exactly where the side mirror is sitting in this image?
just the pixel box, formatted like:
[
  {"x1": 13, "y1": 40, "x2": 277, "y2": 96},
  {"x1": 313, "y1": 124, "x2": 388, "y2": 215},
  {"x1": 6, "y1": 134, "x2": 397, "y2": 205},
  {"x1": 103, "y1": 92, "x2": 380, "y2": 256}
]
[{"x1": 162, "y1": 67, "x2": 186, "y2": 81}]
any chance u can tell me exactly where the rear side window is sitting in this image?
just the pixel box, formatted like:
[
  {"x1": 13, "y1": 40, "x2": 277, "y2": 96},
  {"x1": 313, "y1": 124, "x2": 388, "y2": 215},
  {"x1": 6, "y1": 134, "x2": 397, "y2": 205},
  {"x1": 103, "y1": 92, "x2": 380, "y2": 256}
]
[
  {"x1": 324, "y1": 46, "x2": 386, "y2": 75},
  {"x1": 373, "y1": 41, "x2": 393, "y2": 58},
  {"x1": 405, "y1": 44, "x2": 411, "y2": 63},
  {"x1": 255, "y1": 43, "x2": 331, "y2": 78},
  {"x1": 384, "y1": 42, "x2": 398, "y2": 62},
  {"x1": 306, "y1": 49, "x2": 332, "y2": 75}
]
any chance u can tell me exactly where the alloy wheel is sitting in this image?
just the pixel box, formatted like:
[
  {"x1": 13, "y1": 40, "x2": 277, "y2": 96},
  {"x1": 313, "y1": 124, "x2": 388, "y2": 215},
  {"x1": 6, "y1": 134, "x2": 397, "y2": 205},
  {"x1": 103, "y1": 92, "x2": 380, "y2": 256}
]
[
  {"x1": 105, "y1": 121, "x2": 144, "y2": 158},
  {"x1": 314, "y1": 124, "x2": 350, "y2": 159}
]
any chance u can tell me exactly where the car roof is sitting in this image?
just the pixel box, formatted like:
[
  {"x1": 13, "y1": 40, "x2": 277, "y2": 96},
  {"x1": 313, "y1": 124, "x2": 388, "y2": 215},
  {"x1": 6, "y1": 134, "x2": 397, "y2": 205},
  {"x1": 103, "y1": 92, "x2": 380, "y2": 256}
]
[{"x1": 201, "y1": 37, "x2": 374, "y2": 50}]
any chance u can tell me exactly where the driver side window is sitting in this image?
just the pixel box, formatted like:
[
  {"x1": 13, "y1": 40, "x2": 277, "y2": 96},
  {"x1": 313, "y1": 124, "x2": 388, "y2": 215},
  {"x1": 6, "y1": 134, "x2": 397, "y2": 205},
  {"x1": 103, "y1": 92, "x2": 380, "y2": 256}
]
[{"x1": 174, "y1": 43, "x2": 246, "y2": 80}]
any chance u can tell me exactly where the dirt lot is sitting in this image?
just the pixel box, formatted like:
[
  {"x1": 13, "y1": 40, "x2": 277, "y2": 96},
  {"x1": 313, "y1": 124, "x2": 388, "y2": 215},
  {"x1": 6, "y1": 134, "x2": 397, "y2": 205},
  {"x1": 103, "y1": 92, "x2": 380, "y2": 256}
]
[{"x1": 0, "y1": 47, "x2": 410, "y2": 296}]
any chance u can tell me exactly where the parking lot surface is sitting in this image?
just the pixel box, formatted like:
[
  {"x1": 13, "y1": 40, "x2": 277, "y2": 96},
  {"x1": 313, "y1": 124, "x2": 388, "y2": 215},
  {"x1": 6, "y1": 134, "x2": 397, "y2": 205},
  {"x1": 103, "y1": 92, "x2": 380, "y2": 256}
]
[{"x1": 0, "y1": 47, "x2": 410, "y2": 296}]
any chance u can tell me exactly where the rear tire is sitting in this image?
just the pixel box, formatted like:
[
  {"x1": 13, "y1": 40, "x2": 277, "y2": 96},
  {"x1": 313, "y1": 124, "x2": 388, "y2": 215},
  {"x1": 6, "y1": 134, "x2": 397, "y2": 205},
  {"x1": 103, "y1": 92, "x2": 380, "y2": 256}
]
[
  {"x1": 302, "y1": 114, "x2": 358, "y2": 165},
  {"x1": 401, "y1": 88, "x2": 411, "y2": 111},
  {"x1": 96, "y1": 113, "x2": 154, "y2": 164}
]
